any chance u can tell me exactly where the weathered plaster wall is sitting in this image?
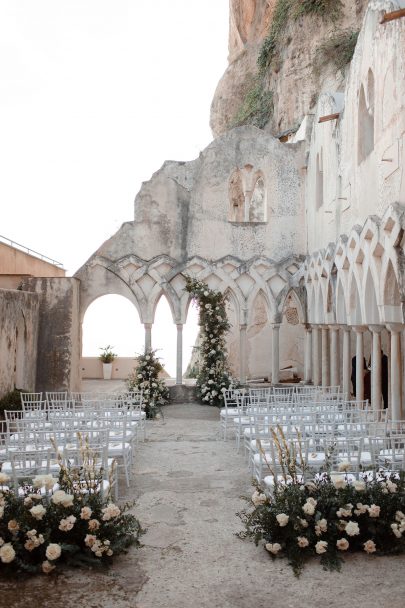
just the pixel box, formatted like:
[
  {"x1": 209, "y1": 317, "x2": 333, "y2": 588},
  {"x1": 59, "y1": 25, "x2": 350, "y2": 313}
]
[
  {"x1": 21, "y1": 278, "x2": 81, "y2": 393},
  {"x1": 305, "y1": 1, "x2": 405, "y2": 253},
  {"x1": 76, "y1": 125, "x2": 306, "y2": 381},
  {"x1": 0, "y1": 288, "x2": 40, "y2": 397},
  {"x1": 0, "y1": 241, "x2": 65, "y2": 277}
]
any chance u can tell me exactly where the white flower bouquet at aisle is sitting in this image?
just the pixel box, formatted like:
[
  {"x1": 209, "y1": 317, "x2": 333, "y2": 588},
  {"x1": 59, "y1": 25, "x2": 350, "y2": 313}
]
[
  {"x1": 0, "y1": 440, "x2": 143, "y2": 575},
  {"x1": 127, "y1": 349, "x2": 169, "y2": 418},
  {"x1": 238, "y1": 472, "x2": 405, "y2": 576}
]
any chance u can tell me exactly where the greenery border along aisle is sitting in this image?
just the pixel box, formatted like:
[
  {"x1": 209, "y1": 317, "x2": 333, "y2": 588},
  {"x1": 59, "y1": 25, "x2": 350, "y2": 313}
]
[{"x1": 185, "y1": 277, "x2": 237, "y2": 406}]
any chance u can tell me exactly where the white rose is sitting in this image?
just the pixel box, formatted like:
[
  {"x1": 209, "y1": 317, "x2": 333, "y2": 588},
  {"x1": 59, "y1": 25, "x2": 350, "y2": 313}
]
[
  {"x1": 302, "y1": 500, "x2": 316, "y2": 516},
  {"x1": 81, "y1": 507, "x2": 92, "y2": 520},
  {"x1": 276, "y1": 513, "x2": 289, "y2": 527},
  {"x1": 353, "y1": 480, "x2": 366, "y2": 492},
  {"x1": 391, "y1": 523, "x2": 402, "y2": 538},
  {"x1": 363, "y1": 540, "x2": 376, "y2": 554},
  {"x1": 45, "y1": 543, "x2": 62, "y2": 561},
  {"x1": 297, "y1": 536, "x2": 309, "y2": 548},
  {"x1": 30, "y1": 504, "x2": 46, "y2": 520},
  {"x1": 42, "y1": 560, "x2": 56, "y2": 574},
  {"x1": 33, "y1": 475, "x2": 57, "y2": 490},
  {"x1": 395, "y1": 511, "x2": 405, "y2": 522},
  {"x1": 336, "y1": 538, "x2": 349, "y2": 551},
  {"x1": 52, "y1": 490, "x2": 74, "y2": 508},
  {"x1": 265, "y1": 542, "x2": 281, "y2": 554},
  {"x1": 368, "y1": 504, "x2": 380, "y2": 518},
  {"x1": 0, "y1": 543, "x2": 16, "y2": 563},
  {"x1": 331, "y1": 475, "x2": 347, "y2": 489},
  {"x1": 315, "y1": 540, "x2": 328, "y2": 554},
  {"x1": 387, "y1": 481, "x2": 397, "y2": 493},
  {"x1": 251, "y1": 491, "x2": 267, "y2": 507},
  {"x1": 345, "y1": 521, "x2": 360, "y2": 536}
]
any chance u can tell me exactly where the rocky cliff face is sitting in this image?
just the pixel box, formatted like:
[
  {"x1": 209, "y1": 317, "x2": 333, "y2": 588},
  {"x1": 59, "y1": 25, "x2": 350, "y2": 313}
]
[{"x1": 210, "y1": 0, "x2": 369, "y2": 137}]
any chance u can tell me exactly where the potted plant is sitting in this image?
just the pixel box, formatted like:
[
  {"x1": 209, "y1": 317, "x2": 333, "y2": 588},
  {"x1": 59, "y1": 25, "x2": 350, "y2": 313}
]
[{"x1": 99, "y1": 345, "x2": 117, "y2": 380}]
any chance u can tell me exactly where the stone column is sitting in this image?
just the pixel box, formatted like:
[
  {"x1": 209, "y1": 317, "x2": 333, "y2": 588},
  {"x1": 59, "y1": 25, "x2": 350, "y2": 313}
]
[
  {"x1": 329, "y1": 325, "x2": 340, "y2": 387},
  {"x1": 304, "y1": 325, "x2": 313, "y2": 384},
  {"x1": 369, "y1": 325, "x2": 383, "y2": 412},
  {"x1": 353, "y1": 326, "x2": 366, "y2": 402},
  {"x1": 312, "y1": 325, "x2": 321, "y2": 386},
  {"x1": 176, "y1": 324, "x2": 183, "y2": 385},
  {"x1": 271, "y1": 324, "x2": 280, "y2": 385},
  {"x1": 341, "y1": 326, "x2": 351, "y2": 399},
  {"x1": 239, "y1": 324, "x2": 247, "y2": 384},
  {"x1": 321, "y1": 326, "x2": 330, "y2": 387},
  {"x1": 144, "y1": 323, "x2": 152, "y2": 352},
  {"x1": 387, "y1": 324, "x2": 403, "y2": 421}
]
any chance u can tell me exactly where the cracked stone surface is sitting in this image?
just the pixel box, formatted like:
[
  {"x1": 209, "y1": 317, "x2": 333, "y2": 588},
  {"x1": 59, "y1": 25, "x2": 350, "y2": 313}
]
[{"x1": 2, "y1": 403, "x2": 405, "y2": 607}]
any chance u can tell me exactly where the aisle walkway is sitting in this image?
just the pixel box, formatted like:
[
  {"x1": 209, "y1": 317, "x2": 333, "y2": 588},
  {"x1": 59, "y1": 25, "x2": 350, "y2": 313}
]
[
  {"x1": 133, "y1": 404, "x2": 405, "y2": 608},
  {"x1": 1, "y1": 404, "x2": 405, "y2": 608}
]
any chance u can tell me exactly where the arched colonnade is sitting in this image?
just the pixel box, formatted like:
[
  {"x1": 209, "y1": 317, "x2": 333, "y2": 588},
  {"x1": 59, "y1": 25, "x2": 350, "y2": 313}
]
[
  {"x1": 76, "y1": 253, "x2": 305, "y2": 384},
  {"x1": 299, "y1": 205, "x2": 405, "y2": 419}
]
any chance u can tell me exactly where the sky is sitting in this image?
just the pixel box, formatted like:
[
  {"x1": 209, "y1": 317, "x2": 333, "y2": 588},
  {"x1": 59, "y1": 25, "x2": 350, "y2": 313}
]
[{"x1": 0, "y1": 1, "x2": 229, "y2": 375}]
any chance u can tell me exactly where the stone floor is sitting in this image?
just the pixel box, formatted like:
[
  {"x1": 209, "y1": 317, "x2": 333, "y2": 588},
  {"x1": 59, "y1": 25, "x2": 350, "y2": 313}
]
[{"x1": 2, "y1": 404, "x2": 405, "y2": 607}]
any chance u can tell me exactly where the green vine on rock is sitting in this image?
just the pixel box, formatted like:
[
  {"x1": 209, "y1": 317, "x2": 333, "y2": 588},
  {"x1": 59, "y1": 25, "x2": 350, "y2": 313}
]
[
  {"x1": 231, "y1": 77, "x2": 274, "y2": 130},
  {"x1": 185, "y1": 277, "x2": 237, "y2": 407},
  {"x1": 314, "y1": 29, "x2": 359, "y2": 75},
  {"x1": 257, "y1": 0, "x2": 343, "y2": 75}
]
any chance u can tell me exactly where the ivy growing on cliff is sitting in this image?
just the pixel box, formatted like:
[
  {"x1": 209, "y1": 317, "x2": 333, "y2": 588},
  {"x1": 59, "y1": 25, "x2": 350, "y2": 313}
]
[
  {"x1": 257, "y1": 0, "x2": 343, "y2": 75},
  {"x1": 314, "y1": 29, "x2": 359, "y2": 75},
  {"x1": 184, "y1": 277, "x2": 237, "y2": 407},
  {"x1": 231, "y1": 77, "x2": 274, "y2": 129}
]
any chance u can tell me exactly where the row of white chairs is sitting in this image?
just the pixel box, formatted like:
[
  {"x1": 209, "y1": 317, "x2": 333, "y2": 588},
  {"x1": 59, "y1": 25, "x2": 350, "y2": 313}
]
[
  {"x1": 221, "y1": 387, "x2": 404, "y2": 494},
  {"x1": 1, "y1": 392, "x2": 147, "y2": 498}
]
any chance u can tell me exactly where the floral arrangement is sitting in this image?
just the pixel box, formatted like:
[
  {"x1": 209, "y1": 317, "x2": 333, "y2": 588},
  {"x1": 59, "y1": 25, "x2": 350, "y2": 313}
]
[
  {"x1": 185, "y1": 277, "x2": 237, "y2": 407},
  {"x1": 0, "y1": 441, "x2": 142, "y2": 575},
  {"x1": 99, "y1": 345, "x2": 117, "y2": 364},
  {"x1": 238, "y1": 473, "x2": 405, "y2": 575},
  {"x1": 127, "y1": 350, "x2": 169, "y2": 418}
]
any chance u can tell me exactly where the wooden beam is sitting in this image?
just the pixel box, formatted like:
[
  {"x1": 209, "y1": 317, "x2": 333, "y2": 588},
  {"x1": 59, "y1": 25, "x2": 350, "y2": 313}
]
[
  {"x1": 318, "y1": 113, "x2": 340, "y2": 124},
  {"x1": 380, "y1": 8, "x2": 405, "y2": 23}
]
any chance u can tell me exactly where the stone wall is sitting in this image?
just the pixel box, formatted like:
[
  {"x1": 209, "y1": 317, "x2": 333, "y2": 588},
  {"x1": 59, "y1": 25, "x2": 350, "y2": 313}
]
[
  {"x1": 0, "y1": 288, "x2": 40, "y2": 398},
  {"x1": 21, "y1": 278, "x2": 81, "y2": 393}
]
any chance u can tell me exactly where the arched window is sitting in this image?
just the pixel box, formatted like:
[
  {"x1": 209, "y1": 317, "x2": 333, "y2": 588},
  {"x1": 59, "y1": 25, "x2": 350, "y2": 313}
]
[
  {"x1": 249, "y1": 175, "x2": 266, "y2": 222},
  {"x1": 228, "y1": 169, "x2": 245, "y2": 221}
]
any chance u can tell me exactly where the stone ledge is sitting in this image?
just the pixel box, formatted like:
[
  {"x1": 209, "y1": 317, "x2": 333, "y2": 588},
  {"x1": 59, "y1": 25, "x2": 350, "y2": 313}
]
[{"x1": 169, "y1": 384, "x2": 199, "y2": 404}]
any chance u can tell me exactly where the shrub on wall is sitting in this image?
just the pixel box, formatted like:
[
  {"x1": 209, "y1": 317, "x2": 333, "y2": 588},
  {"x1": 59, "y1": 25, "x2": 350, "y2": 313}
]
[{"x1": 185, "y1": 277, "x2": 237, "y2": 407}]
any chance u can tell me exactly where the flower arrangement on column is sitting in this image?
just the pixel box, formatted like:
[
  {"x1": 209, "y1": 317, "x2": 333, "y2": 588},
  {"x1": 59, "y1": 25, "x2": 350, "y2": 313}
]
[
  {"x1": 185, "y1": 276, "x2": 236, "y2": 406},
  {"x1": 127, "y1": 350, "x2": 169, "y2": 418}
]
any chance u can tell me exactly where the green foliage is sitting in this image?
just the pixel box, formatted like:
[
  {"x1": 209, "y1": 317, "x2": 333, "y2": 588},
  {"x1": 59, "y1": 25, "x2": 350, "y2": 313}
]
[
  {"x1": 127, "y1": 350, "x2": 169, "y2": 418},
  {"x1": 257, "y1": 0, "x2": 343, "y2": 75},
  {"x1": 314, "y1": 29, "x2": 359, "y2": 74},
  {"x1": 291, "y1": 0, "x2": 343, "y2": 21},
  {"x1": 231, "y1": 78, "x2": 274, "y2": 129},
  {"x1": 0, "y1": 389, "x2": 23, "y2": 416},
  {"x1": 238, "y1": 473, "x2": 405, "y2": 576},
  {"x1": 99, "y1": 345, "x2": 117, "y2": 363},
  {"x1": 258, "y1": 0, "x2": 291, "y2": 74},
  {"x1": 185, "y1": 277, "x2": 237, "y2": 407}
]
